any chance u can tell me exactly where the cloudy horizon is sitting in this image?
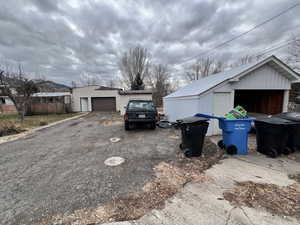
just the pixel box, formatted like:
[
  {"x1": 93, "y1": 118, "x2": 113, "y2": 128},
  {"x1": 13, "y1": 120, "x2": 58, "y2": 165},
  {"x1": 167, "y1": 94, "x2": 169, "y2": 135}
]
[{"x1": 0, "y1": 0, "x2": 299, "y2": 87}]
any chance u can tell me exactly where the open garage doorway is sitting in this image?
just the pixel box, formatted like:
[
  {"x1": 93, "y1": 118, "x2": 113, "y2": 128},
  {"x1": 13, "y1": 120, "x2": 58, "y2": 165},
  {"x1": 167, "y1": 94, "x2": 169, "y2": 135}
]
[{"x1": 234, "y1": 90, "x2": 284, "y2": 115}]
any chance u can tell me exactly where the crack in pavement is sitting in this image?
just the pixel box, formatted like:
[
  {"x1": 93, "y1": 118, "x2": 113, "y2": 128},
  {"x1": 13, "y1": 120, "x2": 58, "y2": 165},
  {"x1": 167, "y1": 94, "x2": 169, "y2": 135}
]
[{"x1": 225, "y1": 206, "x2": 237, "y2": 225}]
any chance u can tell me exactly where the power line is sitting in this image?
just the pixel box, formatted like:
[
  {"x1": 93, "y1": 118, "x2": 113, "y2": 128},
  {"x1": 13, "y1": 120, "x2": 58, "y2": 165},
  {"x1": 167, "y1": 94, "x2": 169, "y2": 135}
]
[
  {"x1": 170, "y1": 36, "x2": 300, "y2": 74},
  {"x1": 177, "y1": 1, "x2": 300, "y2": 65},
  {"x1": 256, "y1": 37, "x2": 300, "y2": 57}
]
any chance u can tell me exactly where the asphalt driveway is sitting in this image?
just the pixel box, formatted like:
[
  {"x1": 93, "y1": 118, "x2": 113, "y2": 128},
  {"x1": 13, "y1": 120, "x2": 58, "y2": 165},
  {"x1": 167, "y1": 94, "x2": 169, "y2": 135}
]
[{"x1": 0, "y1": 112, "x2": 180, "y2": 225}]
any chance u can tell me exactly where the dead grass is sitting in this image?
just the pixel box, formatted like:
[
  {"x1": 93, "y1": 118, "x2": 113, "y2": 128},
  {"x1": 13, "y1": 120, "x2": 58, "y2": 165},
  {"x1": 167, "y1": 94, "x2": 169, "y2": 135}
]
[
  {"x1": 0, "y1": 113, "x2": 80, "y2": 137},
  {"x1": 0, "y1": 120, "x2": 25, "y2": 137},
  {"x1": 31, "y1": 140, "x2": 224, "y2": 225},
  {"x1": 224, "y1": 181, "x2": 300, "y2": 221}
]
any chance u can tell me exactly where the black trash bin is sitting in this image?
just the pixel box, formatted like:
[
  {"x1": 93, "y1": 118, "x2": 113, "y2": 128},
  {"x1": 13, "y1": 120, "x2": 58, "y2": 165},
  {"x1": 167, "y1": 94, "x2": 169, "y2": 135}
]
[
  {"x1": 177, "y1": 116, "x2": 209, "y2": 157},
  {"x1": 275, "y1": 112, "x2": 300, "y2": 152},
  {"x1": 254, "y1": 116, "x2": 291, "y2": 158}
]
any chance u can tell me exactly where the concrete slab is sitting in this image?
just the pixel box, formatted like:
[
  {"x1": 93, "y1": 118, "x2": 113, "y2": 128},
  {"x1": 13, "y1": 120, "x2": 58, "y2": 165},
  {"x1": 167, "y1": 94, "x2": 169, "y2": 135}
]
[{"x1": 102, "y1": 154, "x2": 300, "y2": 225}]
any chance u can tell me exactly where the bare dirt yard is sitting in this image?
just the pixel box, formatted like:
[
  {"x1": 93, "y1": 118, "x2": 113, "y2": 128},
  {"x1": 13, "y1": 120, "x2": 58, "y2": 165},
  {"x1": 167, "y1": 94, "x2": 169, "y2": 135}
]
[{"x1": 0, "y1": 112, "x2": 224, "y2": 225}]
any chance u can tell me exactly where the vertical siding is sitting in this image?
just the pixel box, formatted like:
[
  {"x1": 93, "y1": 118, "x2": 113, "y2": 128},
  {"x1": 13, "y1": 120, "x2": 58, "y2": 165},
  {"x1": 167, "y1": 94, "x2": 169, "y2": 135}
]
[
  {"x1": 164, "y1": 96, "x2": 200, "y2": 122},
  {"x1": 164, "y1": 93, "x2": 214, "y2": 133},
  {"x1": 232, "y1": 64, "x2": 291, "y2": 90}
]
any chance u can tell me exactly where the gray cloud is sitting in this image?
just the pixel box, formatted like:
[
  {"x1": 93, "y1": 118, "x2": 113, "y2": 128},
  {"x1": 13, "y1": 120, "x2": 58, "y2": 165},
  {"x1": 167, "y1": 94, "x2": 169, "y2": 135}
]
[{"x1": 0, "y1": 0, "x2": 299, "y2": 86}]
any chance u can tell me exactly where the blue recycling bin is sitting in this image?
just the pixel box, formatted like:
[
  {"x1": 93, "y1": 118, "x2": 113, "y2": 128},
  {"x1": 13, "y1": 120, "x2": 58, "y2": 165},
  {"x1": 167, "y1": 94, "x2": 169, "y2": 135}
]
[{"x1": 195, "y1": 113, "x2": 254, "y2": 155}]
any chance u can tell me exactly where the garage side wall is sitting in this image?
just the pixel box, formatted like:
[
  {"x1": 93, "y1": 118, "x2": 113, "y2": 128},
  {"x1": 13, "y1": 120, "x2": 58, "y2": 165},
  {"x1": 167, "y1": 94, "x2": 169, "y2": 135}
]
[{"x1": 164, "y1": 92, "x2": 213, "y2": 122}]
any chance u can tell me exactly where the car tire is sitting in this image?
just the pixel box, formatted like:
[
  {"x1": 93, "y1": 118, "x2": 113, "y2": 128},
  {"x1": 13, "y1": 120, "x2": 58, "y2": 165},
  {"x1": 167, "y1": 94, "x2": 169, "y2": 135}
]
[
  {"x1": 150, "y1": 122, "x2": 156, "y2": 130},
  {"x1": 125, "y1": 121, "x2": 130, "y2": 131}
]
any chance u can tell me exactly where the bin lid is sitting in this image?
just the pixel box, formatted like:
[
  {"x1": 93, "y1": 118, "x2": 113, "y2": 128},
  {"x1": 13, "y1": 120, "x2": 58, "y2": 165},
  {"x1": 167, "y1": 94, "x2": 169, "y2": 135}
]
[
  {"x1": 177, "y1": 116, "x2": 208, "y2": 124},
  {"x1": 255, "y1": 116, "x2": 292, "y2": 125},
  {"x1": 276, "y1": 112, "x2": 300, "y2": 122}
]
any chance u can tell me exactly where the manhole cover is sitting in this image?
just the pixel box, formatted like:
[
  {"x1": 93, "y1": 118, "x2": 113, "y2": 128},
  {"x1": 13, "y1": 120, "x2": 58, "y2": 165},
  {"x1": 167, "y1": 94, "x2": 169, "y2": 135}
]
[
  {"x1": 104, "y1": 157, "x2": 125, "y2": 166},
  {"x1": 110, "y1": 137, "x2": 121, "y2": 143}
]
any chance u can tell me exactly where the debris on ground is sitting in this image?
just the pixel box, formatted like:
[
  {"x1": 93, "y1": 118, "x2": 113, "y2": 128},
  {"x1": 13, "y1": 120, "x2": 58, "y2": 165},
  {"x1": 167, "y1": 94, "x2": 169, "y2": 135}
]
[
  {"x1": 110, "y1": 137, "x2": 121, "y2": 143},
  {"x1": 104, "y1": 156, "x2": 125, "y2": 167},
  {"x1": 287, "y1": 154, "x2": 300, "y2": 163},
  {"x1": 31, "y1": 139, "x2": 224, "y2": 225},
  {"x1": 157, "y1": 120, "x2": 173, "y2": 129},
  {"x1": 168, "y1": 135, "x2": 180, "y2": 140},
  {"x1": 101, "y1": 120, "x2": 123, "y2": 126},
  {"x1": 223, "y1": 181, "x2": 300, "y2": 221},
  {"x1": 289, "y1": 174, "x2": 300, "y2": 183}
]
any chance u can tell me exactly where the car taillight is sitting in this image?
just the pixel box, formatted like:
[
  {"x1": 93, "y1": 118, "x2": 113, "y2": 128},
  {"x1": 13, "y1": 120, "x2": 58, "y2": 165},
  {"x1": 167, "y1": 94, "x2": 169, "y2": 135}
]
[
  {"x1": 124, "y1": 113, "x2": 128, "y2": 120},
  {"x1": 155, "y1": 114, "x2": 160, "y2": 120}
]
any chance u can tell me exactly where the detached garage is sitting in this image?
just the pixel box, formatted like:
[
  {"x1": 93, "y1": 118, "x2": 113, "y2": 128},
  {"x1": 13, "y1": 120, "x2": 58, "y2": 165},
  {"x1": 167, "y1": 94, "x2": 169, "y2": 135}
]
[
  {"x1": 164, "y1": 55, "x2": 300, "y2": 135},
  {"x1": 72, "y1": 85, "x2": 152, "y2": 114}
]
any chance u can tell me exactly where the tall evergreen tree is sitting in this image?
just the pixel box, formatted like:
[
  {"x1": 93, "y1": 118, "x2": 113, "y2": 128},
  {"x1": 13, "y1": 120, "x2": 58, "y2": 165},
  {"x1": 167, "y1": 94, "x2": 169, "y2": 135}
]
[{"x1": 131, "y1": 73, "x2": 145, "y2": 90}]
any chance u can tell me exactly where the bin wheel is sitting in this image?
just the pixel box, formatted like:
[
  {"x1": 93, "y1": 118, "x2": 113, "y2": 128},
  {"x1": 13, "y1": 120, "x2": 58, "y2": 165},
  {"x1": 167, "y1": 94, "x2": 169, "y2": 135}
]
[
  {"x1": 179, "y1": 143, "x2": 184, "y2": 150},
  {"x1": 226, "y1": 145, "x2": 237, "y2": 155},
  {"x1": 217, "y1": 140, "x2": 225, "y2": 149},
  {"x1": 267, "y1": 148, "x2": 278, "y2": 158},
  {"x1": 282, "y1": 147, "x2": 292, "y2": 155}
]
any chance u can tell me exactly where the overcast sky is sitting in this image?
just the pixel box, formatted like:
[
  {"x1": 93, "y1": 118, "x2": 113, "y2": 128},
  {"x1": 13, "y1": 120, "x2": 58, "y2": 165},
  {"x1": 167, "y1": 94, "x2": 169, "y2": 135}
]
[{"x1": 0, "y1": 0, "x2": 299, "y2": 86}]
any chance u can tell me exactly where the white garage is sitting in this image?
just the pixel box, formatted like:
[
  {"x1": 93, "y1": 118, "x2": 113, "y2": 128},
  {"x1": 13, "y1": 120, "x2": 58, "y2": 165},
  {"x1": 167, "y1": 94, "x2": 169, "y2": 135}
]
[
  {"x1": 164, "y1": 55, "x2": 300, "y2": 135},
  {"x1": 71, "y1": 85, "x2": 152, "y2": 114}
]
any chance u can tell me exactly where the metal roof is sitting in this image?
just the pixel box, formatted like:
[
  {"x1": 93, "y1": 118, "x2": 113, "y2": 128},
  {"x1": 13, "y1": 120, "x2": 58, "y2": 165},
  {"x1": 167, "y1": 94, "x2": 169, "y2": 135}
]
[
  {"x1": 165, "y1": 55, "x2": 300, "y2": 99},
  {"x1": 119, "y1": 90, "x2": 153, "y2": 95},
  {"x1": 32, "y1": 92, "x2": 71, "y2": 97}
]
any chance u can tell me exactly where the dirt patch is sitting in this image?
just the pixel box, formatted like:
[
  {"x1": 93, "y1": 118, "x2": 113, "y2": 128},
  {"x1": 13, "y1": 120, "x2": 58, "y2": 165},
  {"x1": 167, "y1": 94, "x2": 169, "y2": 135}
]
[
  {"x1": 30, "y1": 139, "x2": 224, "y2": 225},
  {"x1": 101, "y1": 120, "x2": 123, "y2": 126},
  {"x1": 289, "y1": 174, "x2": 300, "y2": 183},
  {"x1": 69, "y1": 121, "x2": 81, "y2": 127},
  {"x1": 224, "y1": 181, "x2": 300, "y2": 221},
  {"x1": 287, "y1": 154, "x2": 300, "y2": 163},
  {"x1": 0, "y1": 121, "x2": 26, "y2": 137}
]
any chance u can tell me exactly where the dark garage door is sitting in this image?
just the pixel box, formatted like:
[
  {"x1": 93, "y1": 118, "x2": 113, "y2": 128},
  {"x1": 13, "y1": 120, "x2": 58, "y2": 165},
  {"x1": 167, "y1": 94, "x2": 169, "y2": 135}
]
[
  {"x1": 234, "y1": 90, "x2": 284, "y2": 115},
  {"x1": 91, "y1": 97, "x2": 116, "y2": 112}
]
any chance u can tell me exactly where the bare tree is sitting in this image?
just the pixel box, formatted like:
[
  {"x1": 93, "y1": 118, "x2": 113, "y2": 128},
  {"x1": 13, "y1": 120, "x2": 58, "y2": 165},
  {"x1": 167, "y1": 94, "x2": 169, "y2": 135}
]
[
  {"x1": 0, "y1": 65, "x2": 39, "y2": 120},
  {"x1": 106, "y1": 79, "x2": 117, "y2": 88},
  {"x1": 185, "y1": 57, "x2": 225, "y2": 81},
  {"x1": 119, "y1": 46, "x2": 151, "y2": 90},
  {"x1": 79, "y1": 72, "x2": 102, "y2": 86},
  {"x1": 231, "y1": 54, "x2": 262, "y2": 67},
  {"x1": 148, "y1": 64, "x2": 171, "y2": 106},
  {"x1": 287, "y1": 37, "x2": 300, "y2": 72}
]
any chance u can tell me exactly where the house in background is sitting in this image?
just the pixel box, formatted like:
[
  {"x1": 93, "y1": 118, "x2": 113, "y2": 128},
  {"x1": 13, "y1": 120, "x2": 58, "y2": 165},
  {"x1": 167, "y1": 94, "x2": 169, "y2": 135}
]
[
  {"x1": 0, "y1": 92, "x2": 72, "y2": 115},
  {"x1": 164, "y1": 55, "x2": 300, "y2": 135},
  {"x1": 0, "y1": 96, "x2": 17, "y2": 114},
  {"x1": 29, "y1": 92, "x2": 72, "y2": 114},
  {"x1": 71, "y1": 86, "x2": 152, "y2": 115}
]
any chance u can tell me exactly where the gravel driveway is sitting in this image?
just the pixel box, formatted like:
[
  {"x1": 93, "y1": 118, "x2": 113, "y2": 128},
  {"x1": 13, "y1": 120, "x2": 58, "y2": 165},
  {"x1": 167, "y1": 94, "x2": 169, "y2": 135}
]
[{"x1": 0, "y1": 112, "x2": 180, "y2": 225}]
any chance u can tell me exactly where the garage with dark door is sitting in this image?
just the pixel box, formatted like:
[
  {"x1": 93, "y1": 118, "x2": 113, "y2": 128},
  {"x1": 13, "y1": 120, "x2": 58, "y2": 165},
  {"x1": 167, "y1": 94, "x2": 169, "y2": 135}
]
[
  {"x1": 234, "y1": 90, "x2": 284, "y2": 115},
  {"x1": 91, "y1": 97, "x2": 116, "y2": 111}
]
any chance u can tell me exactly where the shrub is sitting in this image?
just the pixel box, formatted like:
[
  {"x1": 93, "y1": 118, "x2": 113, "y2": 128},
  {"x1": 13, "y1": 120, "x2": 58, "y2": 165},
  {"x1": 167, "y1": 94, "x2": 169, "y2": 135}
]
[
  {"x1": 39, "y1": 121, "x2": 48, "y2": 126},
  {"x1": 0, "y1": 121, "x2": 25, "y2": 137}
]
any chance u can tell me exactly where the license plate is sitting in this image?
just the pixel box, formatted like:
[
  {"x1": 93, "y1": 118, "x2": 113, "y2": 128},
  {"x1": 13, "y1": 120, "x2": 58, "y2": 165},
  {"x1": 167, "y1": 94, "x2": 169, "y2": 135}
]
[{"x1": 138, "y1": 114, "x2": 146, "y2": 118}]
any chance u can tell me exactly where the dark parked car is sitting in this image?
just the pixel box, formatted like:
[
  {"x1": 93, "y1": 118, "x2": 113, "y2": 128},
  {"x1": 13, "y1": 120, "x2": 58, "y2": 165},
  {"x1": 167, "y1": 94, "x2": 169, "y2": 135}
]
[{"x1": 124, "y1": 100, "x2": 159, "y2": 130}]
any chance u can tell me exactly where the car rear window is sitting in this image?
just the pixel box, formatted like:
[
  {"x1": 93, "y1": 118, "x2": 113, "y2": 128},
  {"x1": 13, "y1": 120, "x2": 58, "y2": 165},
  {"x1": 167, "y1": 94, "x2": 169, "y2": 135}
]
[{"x1": 128, "y1": 101, "x2": 155, "y2": 111}]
